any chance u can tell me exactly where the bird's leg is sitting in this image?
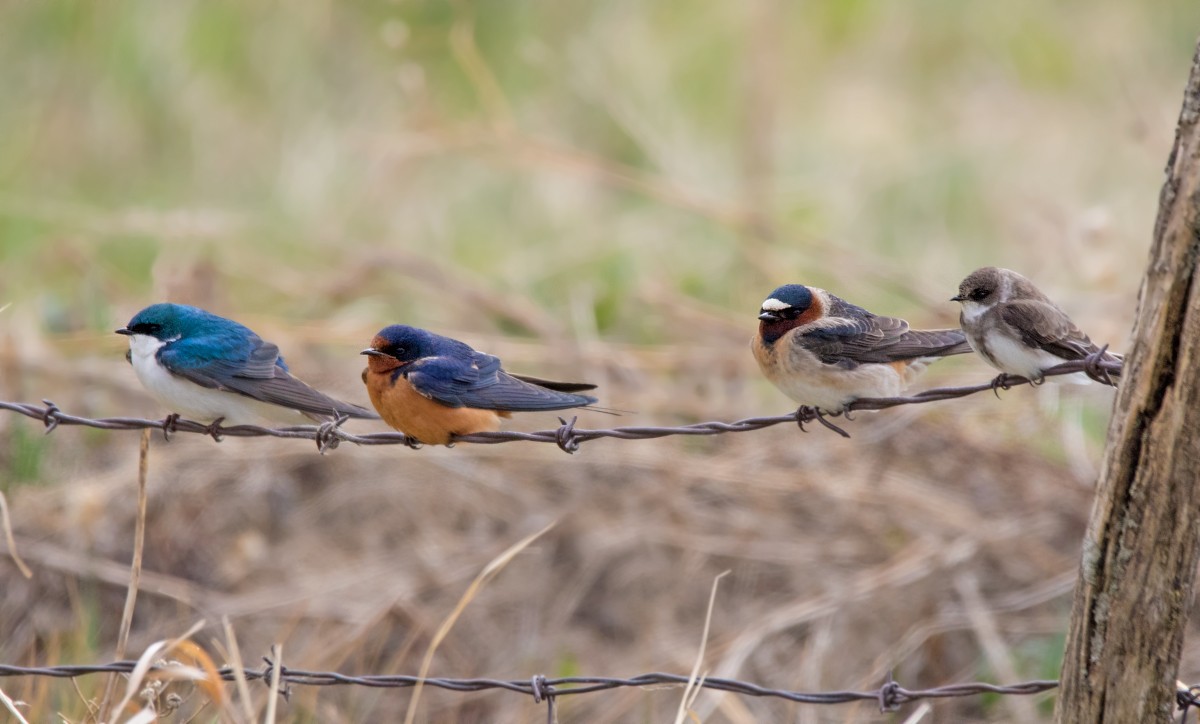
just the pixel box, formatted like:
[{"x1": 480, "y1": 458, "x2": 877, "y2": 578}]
[
  {"x1": 403, "y1": 434, "x2": 423, "y2": 450},
  {"x1": 161, "y1": 413, "x2": 181, "y2": 441},
  {"x1": 795, "y1": 405, "x2": 851, "y2": 438},
  {"x1": 813, "y1": 408, "x2": 852, "y2": 438},
  {"x1": 204, "y1": 417, "x2": 226, "y2": 442}
]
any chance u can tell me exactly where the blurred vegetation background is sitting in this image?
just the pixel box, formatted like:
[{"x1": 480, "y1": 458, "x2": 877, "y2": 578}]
[{"x1": 1, "y1": 0, "x2": 1198, "y2": 721}]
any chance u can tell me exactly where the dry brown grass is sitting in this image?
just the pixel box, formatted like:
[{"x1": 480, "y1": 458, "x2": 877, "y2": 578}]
[{"x1": 0, "y1": 325, "x2": 1136, "y2": 721}]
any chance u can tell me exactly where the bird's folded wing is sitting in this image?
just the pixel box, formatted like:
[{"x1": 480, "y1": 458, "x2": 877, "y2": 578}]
[
  {"x1": 798, "y1": 314, "x2": 967, "y2": 366},
  {"x1": 160, "y1": 339, "x2": 377, "y2": 419},
  {"x1": 998, "y1": 300, "x2": 1097, "y2": 360},
  {"x1": 407, "y1": 355, "x2": 597, "y2": 411}
]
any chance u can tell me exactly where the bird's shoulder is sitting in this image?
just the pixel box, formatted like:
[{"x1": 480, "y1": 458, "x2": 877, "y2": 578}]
[
  {"x1": 406, "y1": 349, "x2": 502, "y2": 391},
  {"x1": 787, "y1": 297, "x2": 906, "y2": 356},
  {"x1": 159, "y1": 327, "x2": 283, "y2": 380}
]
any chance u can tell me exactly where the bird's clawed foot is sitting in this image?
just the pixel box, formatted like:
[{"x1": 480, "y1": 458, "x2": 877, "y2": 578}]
[
  {"x1": 795, "y1": 405, "x2": 852, "y2": 438},
  {"x1": 990, "y1": 373, "x2": 1015, "y2": 398},
  {"x1": 161, "y1": 413, "x2": 181, "y2": 441}
]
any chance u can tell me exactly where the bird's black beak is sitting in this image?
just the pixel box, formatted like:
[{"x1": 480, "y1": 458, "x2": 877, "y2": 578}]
[
  {"x1": 115, "y1": 327, "x2": 132, "y2": 336},
  {"x1": 360, "y1": 348, "x2": 383, "y2": 357},
  {"x1": 758, "y1": 311, "x2": 781, "y2": 322},
  {"x1": 949, "y1": 295, "x2": 964, "y2": 303}
]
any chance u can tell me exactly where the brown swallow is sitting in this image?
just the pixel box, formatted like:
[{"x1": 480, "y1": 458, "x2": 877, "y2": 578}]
[
  {"x1": 752, "y1": 283, "x2": 972, "y2": 412},
  {"x1": 951, "y1": 266, "x2": 1122, "y2": 382}
]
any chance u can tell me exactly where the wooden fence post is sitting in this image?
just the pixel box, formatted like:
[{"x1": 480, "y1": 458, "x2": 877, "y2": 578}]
[{"x1": 1056, "y1": 39, "x2": 1200, "y2": 723}]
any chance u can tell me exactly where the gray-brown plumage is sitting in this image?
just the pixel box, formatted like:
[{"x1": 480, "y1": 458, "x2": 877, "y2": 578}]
[
  {"x1": 951, "y1": 266, "x2": 1122, "y2": 381},
  {"x1": 752, "y1": 283, "x2": 972, "y2": 411}
]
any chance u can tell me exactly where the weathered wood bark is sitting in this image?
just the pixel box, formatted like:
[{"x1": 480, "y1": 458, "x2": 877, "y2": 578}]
[{"x1": 1055, "y1": 41, "x2": 1200, "y2": 723}]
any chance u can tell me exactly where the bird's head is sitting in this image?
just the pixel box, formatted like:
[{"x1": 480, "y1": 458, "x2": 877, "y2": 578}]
[
  {"x1": 757, "y1": 284, "x2": 822, "y2": 345},
  {"x1": 951, "y1": 267, "x2": 1006, "y2": 308},
  {"x1": 361, "y1": 325, "x2": 435, "y2": 373},
  {"x1": 116, "y1": 303, "x2": 210, "y2": 343}
]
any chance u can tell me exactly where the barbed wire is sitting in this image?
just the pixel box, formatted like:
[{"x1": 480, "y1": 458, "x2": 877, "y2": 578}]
[
  {"x1": 0, "y1": 353, "x2": 1121, "y2": 454},
  {"x1": 5, "y1": 659, "x2": 1199, "y2": 721},
  {"x1": 7, "y1": 660, "x2": 1199, "y2": 720},
  {"x1": 0, "y1": 660, "x2": 1063, "y2": 715}
]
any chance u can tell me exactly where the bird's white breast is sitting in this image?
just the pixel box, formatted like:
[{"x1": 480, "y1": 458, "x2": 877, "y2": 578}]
[
  {"x1": 126, "y1": 334, "x2": 306, "y2": 425},
  {"x1": 977, "y1": 327, "x2": 1077, "y2": 381}
]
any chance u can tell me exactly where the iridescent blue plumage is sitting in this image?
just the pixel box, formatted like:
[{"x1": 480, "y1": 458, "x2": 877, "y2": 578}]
[{"x1": 117, "y1": 303, "x2": 377, "y2": 425}]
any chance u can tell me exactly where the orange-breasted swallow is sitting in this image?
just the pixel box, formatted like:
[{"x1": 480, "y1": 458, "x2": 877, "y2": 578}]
[
  {"x1": 752, "y1": 284, "x2": 972, "y2": 412},
  {"x1": 952, "y1": 266, "x2": 1122, "y2": 382},
  {"x1": 361, "y1": 325, "x2": 599, "y2": 445}
]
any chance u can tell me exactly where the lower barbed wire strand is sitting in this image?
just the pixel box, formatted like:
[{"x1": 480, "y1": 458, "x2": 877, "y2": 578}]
[{"x1": 0, "y1": 661, "x2": 1067, "y2": 708}]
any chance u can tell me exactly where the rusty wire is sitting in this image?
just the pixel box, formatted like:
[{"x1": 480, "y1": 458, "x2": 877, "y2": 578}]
[
  {"x1": 0, "y1": 353, "x2": 1121, "y2": 454},
  {"x1": 6, "y1": 659, "x2": 1199, "y2": 720},
  {"x1": 0, "y1": 659, "x2": 1064, "y2": 715}
]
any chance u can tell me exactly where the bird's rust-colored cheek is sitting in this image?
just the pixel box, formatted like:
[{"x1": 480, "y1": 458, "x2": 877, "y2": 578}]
[
  {"x1": 795, "y1": 294, "x2": 824, "y2": 327},
  {"x1": 759, "y1": 295, "x2": 824, "y2": 345}
]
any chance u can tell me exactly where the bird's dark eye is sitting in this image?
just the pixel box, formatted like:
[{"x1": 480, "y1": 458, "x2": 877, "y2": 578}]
[
  {"x1": 130, "y1": 322, "x2": 162, "y2": 334},
  {"x1": 969, "y1": 288, "x2": 990, "y2": 302},
  {"x1": 390, "y1": 345, "x2": 407, "y2": 356}
]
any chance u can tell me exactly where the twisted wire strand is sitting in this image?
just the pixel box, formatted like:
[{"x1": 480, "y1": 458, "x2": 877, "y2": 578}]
[
  {"x1": 0, "y1": 661, "x2": 1062, "y2": 712},
  {"x1": 7, "y1": 658, "x2": 1196, "y2": 716},
  {"x1": 0, "y1": 354, "x2": 1123, "y2": 454}
]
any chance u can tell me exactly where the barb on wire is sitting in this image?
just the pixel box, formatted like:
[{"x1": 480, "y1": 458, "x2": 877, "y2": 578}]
[
  {"x1": 1179, "y1": 681, "x2": 1200, "y2": 723},
  {"x1": 0, "y1": 660, "x2": 1063, "y2": 714},
  {"x1": 0, "y1": 355, "x2": 1123, "y2": 454}
]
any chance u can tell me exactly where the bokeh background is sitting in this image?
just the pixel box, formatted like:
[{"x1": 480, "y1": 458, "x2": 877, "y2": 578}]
[{"x1": 2, "y1": 1, "x2": 1198, "y2": 721}]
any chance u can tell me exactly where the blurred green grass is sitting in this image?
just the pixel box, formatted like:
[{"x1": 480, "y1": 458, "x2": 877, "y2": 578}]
[{"x1": 1, "y1": 0, "x2": 1193, "y2": 341}]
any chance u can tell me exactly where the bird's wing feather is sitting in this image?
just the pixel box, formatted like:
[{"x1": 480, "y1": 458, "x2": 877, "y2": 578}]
[
  {"x1": 156, "y1": 333, "x2": 275, "y2": 388},
  {"x1": 998, "y1": 300, "x2": 1098, "y2": 360},
  {"x1": 159, "y1": 334, "x2": 377, "y2": 419},
  {"x1": 796, "y1": 311, "x2": 968, "y2": 367},
  {"x1": 406, "y1": 354, "x2": 598, "y2": 411},
  {"x1": 509, "y1": 374, "x2": 598, "y2": 393}
]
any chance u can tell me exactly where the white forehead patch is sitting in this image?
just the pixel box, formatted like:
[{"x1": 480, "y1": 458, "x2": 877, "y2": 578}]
[{"x1": 760, "y1": 298, "x2": 791, "y2": 312}]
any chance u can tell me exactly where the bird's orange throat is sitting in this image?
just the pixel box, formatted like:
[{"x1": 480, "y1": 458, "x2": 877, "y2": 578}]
[{"x1": 365, "y1": 354, "x2": 407, "y2": 376}]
